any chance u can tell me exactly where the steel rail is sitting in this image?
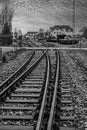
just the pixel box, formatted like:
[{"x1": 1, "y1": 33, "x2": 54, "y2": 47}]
[
  {"x1": 28, "y1": 39, "x2": 39, "y2": 47},
  {"x1": 35, "y1": 51, "x2": 50, "y2": 130},
  {"x1": 47, "y1": 50, "x2": 60, "y2": 130},
  {"x1": 0, "y1": 51, "x2": 35, "y2": 92},
  {"x1": 0, "y1": 51, "x2": 46, "y2": 99}
]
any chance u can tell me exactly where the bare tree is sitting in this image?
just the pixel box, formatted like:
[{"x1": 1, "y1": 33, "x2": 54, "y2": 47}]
[
  {"x1": 0, "y1": 0, "x2": 14, "y2": 35},
  {"x1": 0, "y1": 0, "x2": 26, "y2": 35}
]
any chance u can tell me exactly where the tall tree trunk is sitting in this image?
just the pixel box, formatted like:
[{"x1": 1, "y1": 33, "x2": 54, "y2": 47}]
[{"x1": 0, "y1": 0, "x2": 14, "y2": 35}]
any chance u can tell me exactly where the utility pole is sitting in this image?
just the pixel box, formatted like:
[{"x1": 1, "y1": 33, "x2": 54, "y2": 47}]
[{"x1": 72, "y1": 0, "x2": 75, "y2": 36}]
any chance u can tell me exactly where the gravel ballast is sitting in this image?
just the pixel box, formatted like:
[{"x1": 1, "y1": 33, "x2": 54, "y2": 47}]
[
  {"x1": 0, "y1": 49, "x2": 32, "y2": 85},
  {"x1": 60, "y1": 50, "x2": 87, "y2": 129}
]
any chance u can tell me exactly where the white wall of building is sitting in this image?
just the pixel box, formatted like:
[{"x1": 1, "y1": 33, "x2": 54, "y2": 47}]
[
  {"x1": 50, "y1": 27, "x2": 73, "y2": 38},
  {"x1": 51, "y1": 29, "x2": 63, "y2": 38}
]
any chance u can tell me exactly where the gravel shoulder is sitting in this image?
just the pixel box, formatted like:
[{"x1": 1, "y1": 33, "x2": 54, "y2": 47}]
[
  {"x1": 0, "y1": 49, "x2": 32, "y2": 85},
  {"x1": 60, "y1": 50, "x2": 87, "y2": 128}
]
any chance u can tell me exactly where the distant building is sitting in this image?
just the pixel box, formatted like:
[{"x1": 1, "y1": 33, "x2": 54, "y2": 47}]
[
  {"x1": 26, "y1": 32, "x2": 38, "y2": 38},
  {"x1": 79, "y1": 27, "x2": 87, "y2": 33},
  {"x1": 79, "y1": 27, "x2": 87, "y2": 39},
  {"x1": 0, "y1": 29, "x2": 2, "y2": 35},
  {"x1": 0, "y1": 24, "x2": 2, "y2": 35},
  {"x1": 50, "y1": 25, "x2": 73, "y2": 38}
]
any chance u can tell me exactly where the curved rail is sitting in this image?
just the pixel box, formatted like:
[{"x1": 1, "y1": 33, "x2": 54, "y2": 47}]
[
  {"x1": 28, "y1": 39, "x2": 39, "y2": 47},
  {"x1": 35, "y1": 51, "x2": 50, "y2": 130},
  {"x1": 0, "y1": 51, "x2": 35, "y2": 92},
  {"x1": 0, "y1": 51, "x2": 46, "y2": 100},
  {"x1": 47, "y1": 50, "x2": 60, "y2": 130}
]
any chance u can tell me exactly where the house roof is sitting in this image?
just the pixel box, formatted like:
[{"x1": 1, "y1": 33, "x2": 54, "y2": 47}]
[
  {"x1": 27, "y1": 31, "x2": 38, "y2": 34},
  {"x1": 79, "y1": 27, "x2": 87, "y2": 32},
  {"x1": 50, "y1": 25, "x2": 73, "y2": 32}
]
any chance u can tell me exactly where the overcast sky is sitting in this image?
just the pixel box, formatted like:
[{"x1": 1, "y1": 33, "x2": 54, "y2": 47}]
[{"x1": 10, "y1": 0, "x2": 87, "y2": 34}]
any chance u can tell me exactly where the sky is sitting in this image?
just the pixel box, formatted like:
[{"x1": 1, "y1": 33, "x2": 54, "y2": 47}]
[{"x1": 5, "y1": 0, "x2": 87, "y2": 34}]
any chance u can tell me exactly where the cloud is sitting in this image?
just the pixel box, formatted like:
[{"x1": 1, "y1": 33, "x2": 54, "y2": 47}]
[{"x1": 11, "y1": 0, "x2": 87, "y2": 33}]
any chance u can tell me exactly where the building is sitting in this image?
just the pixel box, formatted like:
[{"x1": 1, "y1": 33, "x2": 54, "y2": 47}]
[
  {"x1": 26, "y1": 32, "x2": 38, "y2": 38},
  {"x1": 79, "y1": 27, "x2": 87, "y2": 39},
  {"x1": 50, "y1": 25, "x2": 73, "y2": 38},
  {"x1": 0, "y1": 23, "x2": 3, "y2": 35}
]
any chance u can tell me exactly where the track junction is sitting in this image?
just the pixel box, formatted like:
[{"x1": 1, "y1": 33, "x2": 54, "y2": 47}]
[{"x1": 0, "y1": 49, "x2": 81, "y2": 130}]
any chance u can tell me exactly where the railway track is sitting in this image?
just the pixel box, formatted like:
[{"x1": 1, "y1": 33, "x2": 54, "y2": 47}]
[
  {"x1": 47, "y1": 51, "x2": 80, "y2": 130},
  {"x1": 0, "y1": 51, "x2": 35, "y2": 92},
  {"x1": 0, "y1": 49, "x2": 81, "y2": 130},
  {"x1": 0, "y1": 50, "x2": 45, "y2": 92},
  {"x1": 0, "y1": 50, "x2": 47, "y2": 130}
]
